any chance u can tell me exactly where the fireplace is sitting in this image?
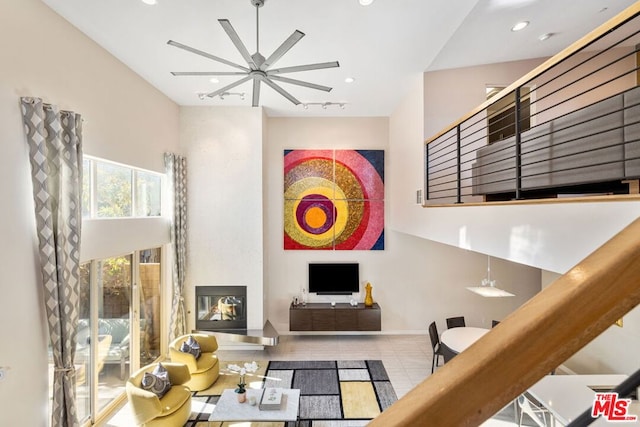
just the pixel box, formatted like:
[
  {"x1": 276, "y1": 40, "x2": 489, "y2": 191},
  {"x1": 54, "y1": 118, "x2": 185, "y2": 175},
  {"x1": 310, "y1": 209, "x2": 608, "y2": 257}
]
[{"x1": 195, "y1": 285, "x2": 247, "y2": 331}]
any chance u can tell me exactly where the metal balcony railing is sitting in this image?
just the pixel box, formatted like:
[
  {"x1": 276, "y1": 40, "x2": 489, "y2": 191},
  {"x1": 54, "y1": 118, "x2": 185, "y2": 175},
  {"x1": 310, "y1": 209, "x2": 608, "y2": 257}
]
[{"x1": 424, "y1": 4, "x2": 640, "y2": 205}]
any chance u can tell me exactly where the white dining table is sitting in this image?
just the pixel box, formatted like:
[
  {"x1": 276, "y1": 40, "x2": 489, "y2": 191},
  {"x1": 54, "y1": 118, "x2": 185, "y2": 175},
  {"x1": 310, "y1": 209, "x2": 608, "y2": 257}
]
[{"x1": 440, "y1": 326, "x2": 490, "y2": 353}]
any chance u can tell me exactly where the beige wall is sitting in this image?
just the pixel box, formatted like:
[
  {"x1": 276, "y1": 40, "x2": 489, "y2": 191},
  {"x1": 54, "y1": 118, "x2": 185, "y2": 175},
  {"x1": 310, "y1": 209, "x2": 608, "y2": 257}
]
[
  {"x1": 423, "y1": 58, "x2": 546, "y2": 140},
  {"x1": 0, "y1": 0, "x2": 179, "y2": 425}
]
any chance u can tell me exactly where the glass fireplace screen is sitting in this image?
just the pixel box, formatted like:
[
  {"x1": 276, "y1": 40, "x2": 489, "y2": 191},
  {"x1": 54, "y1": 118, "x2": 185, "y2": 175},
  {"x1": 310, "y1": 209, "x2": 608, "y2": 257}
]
[{"x1": 195, "y1": 286, "x2": 247, "y2": 331}]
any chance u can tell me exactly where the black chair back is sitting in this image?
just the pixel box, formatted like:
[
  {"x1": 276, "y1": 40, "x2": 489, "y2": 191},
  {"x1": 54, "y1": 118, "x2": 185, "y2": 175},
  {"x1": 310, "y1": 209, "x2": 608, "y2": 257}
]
[
  {"x1": 428, "y1": 321, "x2": 440, "y2": 350},
  {"x1": 446, "y1": 316, "x2": 466, "y2": 329}
]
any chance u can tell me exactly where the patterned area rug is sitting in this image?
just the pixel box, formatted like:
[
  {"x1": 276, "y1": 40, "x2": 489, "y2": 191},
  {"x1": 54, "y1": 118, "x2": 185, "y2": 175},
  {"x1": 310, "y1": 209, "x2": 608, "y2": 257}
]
[{"x1": 185, "y1": 360, "x2": 397, "y2": 426}]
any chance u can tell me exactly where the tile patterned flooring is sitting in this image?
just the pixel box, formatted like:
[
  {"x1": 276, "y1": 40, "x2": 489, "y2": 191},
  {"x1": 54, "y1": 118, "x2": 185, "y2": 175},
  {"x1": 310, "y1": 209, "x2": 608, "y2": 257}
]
[
  {"x1": 105, "y1": 334, "x2": 516, "y2": 426},
  {"x1": 218, "y1": 334, "x2": 431, "y2": 401}
]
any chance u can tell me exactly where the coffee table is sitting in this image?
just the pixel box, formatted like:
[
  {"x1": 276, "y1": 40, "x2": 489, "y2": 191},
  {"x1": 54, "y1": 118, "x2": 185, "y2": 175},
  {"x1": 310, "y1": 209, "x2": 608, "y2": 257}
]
[{"x1": 208, "y1": 388, "x2": 300, "y2": 424}]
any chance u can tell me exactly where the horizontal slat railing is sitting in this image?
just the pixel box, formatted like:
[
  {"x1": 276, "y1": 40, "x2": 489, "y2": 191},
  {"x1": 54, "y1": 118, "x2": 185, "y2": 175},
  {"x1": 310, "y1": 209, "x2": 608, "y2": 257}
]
[
  {"x1": 424, "y1": 2, "x2": 640, "y2": 205},
  {"x1": 370, "y1": 216, "x2": 640, "y2": 427}
]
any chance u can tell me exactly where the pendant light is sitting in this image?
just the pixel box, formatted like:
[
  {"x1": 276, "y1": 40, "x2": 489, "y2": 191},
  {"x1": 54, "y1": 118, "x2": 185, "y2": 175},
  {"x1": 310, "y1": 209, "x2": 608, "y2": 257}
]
[{"x1": 466, "y1": 255, "x2": 515, "y2": 297}]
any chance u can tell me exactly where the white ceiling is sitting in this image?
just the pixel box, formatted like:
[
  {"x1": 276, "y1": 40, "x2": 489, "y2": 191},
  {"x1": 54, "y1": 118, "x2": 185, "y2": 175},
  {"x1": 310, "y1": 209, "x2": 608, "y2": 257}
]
[{"x1": 42, "y1": 0, "x2": 637, "y2": 117}]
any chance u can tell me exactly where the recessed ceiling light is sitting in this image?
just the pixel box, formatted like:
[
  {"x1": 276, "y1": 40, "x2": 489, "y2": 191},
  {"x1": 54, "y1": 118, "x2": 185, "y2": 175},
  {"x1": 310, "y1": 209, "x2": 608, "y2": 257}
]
[
  {"x1": 345, "y1": 77, "x2": 355, "y2": 83},
  {"x1": 141, "y1": 0, "x2": 157, "y2": 4},
  {"x1": 209, "y1": 77, "x2": 219, "y2": 84},
  {"x1": 511, "y1": 21, "x2": 529, "y2": 32},
  {"x1": 359, "y1": 0, "x2": 374, "y2": 5}
]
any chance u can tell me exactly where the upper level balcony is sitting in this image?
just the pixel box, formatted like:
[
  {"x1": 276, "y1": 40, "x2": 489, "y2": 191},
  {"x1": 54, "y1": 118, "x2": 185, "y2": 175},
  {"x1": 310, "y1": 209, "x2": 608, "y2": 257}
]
[{"x1": 424, "y1": 7, "x2": 640, "y2": 206}]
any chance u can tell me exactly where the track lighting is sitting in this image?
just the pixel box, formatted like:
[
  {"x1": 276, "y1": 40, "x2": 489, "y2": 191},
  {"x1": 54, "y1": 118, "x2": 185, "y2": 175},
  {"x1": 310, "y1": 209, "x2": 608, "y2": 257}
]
[
  {"x1": 219, "y1": 92, "x2": 245, "y2": 100},
  {"x1": 301, "y1": 102, "x2": 346, "y2": 110}
]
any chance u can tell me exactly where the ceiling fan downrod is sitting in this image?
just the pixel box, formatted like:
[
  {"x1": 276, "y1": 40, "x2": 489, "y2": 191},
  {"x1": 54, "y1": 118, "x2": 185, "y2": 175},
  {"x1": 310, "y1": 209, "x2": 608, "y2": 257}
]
[{"x1": 252, "y1": 0, "x2": 263, "y2": 53}]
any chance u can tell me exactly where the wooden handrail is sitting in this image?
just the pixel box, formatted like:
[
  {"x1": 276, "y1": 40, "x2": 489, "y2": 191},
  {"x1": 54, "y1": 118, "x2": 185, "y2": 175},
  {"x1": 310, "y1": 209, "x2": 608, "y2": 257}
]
[
  {"x1": 425, "y1": 1, "x2": 640, "y2": 145},
  {"x1": 369, "y1": 216, "x2": 640, "y2": 427}
]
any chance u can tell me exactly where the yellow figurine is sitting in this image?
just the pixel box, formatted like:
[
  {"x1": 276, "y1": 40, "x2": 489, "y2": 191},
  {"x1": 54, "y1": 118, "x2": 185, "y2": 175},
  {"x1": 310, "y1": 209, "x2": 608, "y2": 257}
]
[{"x1": 364, "y1": 282, "x2": 374, "y2": 307}]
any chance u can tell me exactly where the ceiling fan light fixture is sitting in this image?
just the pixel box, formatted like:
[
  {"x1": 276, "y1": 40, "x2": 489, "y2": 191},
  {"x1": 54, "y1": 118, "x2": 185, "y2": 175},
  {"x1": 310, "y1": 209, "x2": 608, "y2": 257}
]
[
  {"x1": 141, "y1": 0, "x2": 157, "y2": 5},
  {"x1": 359, "y1": 0, "x2": 374, "y2": 5},
  {"x1": 345, "y1": 77, "x2": 355, "y2": 83}
]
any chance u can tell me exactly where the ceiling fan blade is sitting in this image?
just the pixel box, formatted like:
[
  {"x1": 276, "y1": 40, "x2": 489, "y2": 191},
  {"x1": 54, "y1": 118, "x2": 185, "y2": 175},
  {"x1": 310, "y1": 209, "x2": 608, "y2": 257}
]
[
  {"x1": 252, "y1": 79, "x2": 261, "y2": 107},
  {"x1": 201, "y1": 75, "x2": 253, "y2": 99},
  {"x1": 267, "y1": 61, "x2": 340, "y2": 75},
  {"x1": 268, "y1": 75, "x2": 332, "y2": 92},
  {"x1": 218, "y1": 19, "x2": 258, "y2": 70},
  {"x1": 171, "y1": 71, "x2": 247, "y2": 76},
  {"x1": 262, "y1": 77, "x2": 301, "y2": 105},
  {"x1": 260, "y1": 30, "x2": 305, "y2": 71},
  {"x1": 167, "y1": 40, "x2": 250, "y2": 72}
]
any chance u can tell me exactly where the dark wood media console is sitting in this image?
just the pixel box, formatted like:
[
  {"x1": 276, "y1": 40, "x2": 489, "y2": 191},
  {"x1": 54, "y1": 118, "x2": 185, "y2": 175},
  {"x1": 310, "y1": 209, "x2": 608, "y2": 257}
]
[{"x1": 289, "y1": 302, "x2": 381, "y2": 331}]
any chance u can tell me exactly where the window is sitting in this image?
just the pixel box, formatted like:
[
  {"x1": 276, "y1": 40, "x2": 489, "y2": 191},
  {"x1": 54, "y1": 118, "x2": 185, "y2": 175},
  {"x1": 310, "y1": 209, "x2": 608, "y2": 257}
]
[
  {"x1": 82, "y1": 156, "x2": 163, "y2": 218},
  {"x1": 135, "y1": 171, "x2": 162, "y2": 217},
  {"x1": 96, "y1": 162, "x2": 132, "y2": 217}
]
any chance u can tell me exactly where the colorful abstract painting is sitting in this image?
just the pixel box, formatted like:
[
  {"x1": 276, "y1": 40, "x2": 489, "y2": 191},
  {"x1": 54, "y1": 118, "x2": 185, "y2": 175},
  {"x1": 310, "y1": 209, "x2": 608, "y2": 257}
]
[{"x1": 284, "y1": 149, "x2": 384, "y2": 250}]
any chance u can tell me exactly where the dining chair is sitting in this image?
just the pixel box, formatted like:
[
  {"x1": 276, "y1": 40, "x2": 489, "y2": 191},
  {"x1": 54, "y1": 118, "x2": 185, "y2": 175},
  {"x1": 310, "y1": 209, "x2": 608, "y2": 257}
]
[
  {"x1": 428, "y1": 321, "x2": 446, "y2": 373},
  {"x1": 517, "y1": 393, "x2": 549, "y2": 427},
  {"x1": 446, "y1": 316, "x2": 466, "y2": 329}
]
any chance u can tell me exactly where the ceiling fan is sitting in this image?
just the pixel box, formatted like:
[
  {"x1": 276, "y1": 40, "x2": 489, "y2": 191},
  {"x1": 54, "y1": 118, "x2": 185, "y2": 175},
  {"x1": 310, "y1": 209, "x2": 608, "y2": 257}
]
[{"x1": 167, "y1": 0, "x2": 340, "y2": 107}]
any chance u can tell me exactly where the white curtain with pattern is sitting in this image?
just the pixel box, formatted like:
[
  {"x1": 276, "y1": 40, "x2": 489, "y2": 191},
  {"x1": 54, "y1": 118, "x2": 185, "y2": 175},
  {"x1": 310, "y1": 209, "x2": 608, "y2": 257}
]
[
  {"x1": 21, "y1": 97, "x2": 83, "y2": 427},
  {"x1": 165, "y1": 152, "x2": 188, "y2": 342}
]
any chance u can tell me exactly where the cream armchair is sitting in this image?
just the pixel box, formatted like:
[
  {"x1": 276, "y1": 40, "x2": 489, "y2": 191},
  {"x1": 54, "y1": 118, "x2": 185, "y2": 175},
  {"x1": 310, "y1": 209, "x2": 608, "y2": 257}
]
[
  {"x1": 169, "y1": 334, "x2": 220, "y2": 391},
  {"x1": 126, "y1": 362, "x2": 192, "y2": 427}
]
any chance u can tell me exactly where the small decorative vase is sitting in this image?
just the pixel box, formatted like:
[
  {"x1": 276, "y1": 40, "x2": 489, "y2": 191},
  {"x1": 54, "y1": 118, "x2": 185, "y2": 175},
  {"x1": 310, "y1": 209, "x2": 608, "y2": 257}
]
[
  {"x1": 237, "y1": 391, "x2": 246, "y2": 403},
  {"x1": 364, "y1": 282, "x2": 374, "y2": 307}
]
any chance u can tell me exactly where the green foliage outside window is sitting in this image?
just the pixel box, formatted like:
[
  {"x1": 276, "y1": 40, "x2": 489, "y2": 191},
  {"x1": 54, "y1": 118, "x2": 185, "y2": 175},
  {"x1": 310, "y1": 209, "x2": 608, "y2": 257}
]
[{"x1": 96, "y1": 162, "x2": 132, "y2": 217}]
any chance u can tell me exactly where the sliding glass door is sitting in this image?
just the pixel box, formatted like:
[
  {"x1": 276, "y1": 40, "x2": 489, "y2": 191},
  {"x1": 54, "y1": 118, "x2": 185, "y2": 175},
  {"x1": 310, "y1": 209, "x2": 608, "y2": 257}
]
[
  {"x1": 96, "y1": 254, "x2": 132, "y2": 412},
  {"x1": 70, "y1": 248, "x2": 163, "y2": 424},
  {"x1": 139, "y1": 248, "x2": 162, "y2": 366}
]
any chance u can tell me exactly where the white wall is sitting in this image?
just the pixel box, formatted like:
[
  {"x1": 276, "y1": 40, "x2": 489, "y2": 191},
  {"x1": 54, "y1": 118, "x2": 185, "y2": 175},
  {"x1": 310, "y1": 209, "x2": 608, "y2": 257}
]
[
  {"x1": 0, "y1": 1, "x2": 179, "y2": 425},
  {"x1": 180, "y1": 106, "x2": 265, "y2": 331}
]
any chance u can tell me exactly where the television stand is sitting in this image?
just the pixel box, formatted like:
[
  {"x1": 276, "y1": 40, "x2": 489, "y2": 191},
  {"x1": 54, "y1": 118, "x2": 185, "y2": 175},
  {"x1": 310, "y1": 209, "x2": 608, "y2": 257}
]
[{"x1": 289, "y1": 302, "x2": 381, "y2": 332}]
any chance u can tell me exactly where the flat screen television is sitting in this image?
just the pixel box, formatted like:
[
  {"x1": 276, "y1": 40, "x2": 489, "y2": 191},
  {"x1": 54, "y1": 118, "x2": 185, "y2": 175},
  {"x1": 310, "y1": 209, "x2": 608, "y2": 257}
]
[{"x1": 308, "y1": 263, "x2": 359, "y2": 295}]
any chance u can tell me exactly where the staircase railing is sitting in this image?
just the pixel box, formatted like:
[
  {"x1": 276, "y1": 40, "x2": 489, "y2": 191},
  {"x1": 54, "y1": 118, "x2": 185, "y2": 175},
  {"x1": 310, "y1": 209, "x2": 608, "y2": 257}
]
[
  {"x1": 424, "y1": 3, "x2": 640, "y2": 205},
  {"x1": 369, "y1": 216, "x2": 640, "y2": 426}
]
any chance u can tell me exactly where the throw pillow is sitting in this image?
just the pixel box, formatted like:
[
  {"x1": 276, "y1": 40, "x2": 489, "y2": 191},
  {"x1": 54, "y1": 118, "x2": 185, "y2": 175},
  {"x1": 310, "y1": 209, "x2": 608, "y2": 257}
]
[
  {"x1": 179, "y1": 335, "x2": 201, "y2": 359},
  {"x1": 186, "y1": 335, "x2": 201, "y2": 358},
  {"x1": 141, "y1": 363, "x2": 171, "y2": 399}
]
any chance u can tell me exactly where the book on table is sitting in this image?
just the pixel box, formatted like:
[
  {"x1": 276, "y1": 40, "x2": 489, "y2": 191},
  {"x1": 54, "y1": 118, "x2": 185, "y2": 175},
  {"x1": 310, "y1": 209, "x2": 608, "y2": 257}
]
[{"x1": 259, "y1": 387, "x2": 285, "y2": 410}]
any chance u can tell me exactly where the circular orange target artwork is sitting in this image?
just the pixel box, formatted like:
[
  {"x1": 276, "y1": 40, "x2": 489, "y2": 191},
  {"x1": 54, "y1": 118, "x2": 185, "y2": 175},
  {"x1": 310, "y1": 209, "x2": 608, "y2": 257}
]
[{"x1": 284, "y1": 149, "x2": 384, "y2": 250}]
